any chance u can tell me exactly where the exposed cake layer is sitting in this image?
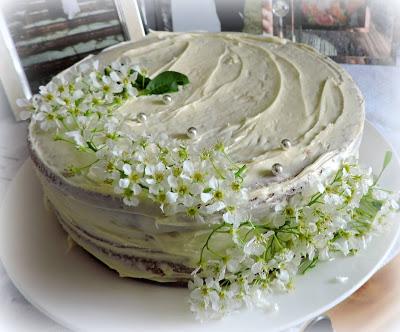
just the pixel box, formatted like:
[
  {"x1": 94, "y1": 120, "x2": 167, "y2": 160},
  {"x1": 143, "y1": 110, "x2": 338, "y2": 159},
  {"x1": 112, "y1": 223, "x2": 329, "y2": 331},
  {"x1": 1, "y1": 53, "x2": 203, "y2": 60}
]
[{"x1": 39, "y1": 171, "x2": 204, "y2": 282}]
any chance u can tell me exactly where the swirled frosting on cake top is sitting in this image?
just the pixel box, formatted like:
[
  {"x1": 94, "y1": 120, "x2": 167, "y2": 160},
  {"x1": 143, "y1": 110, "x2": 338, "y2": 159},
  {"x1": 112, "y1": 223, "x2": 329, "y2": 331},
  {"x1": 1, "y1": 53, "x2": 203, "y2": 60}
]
[{"x1": 29, "y1": 32, "x2": 364, "y2": 205}]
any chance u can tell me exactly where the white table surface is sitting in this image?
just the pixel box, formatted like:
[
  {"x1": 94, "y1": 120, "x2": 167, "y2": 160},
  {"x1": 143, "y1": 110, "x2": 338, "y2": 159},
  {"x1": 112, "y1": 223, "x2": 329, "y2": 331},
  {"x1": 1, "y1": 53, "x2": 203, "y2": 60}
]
[{"x1": 0, "y1": 63, "x2": 399, "y2": 332}]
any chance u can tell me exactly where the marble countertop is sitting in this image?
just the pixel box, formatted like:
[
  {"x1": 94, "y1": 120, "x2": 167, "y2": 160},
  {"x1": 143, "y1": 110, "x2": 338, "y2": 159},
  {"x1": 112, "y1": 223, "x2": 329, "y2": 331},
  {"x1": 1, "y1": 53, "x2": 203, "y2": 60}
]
[{"x1": 0, "y1": 63, "x2": 399, "y2": 331}]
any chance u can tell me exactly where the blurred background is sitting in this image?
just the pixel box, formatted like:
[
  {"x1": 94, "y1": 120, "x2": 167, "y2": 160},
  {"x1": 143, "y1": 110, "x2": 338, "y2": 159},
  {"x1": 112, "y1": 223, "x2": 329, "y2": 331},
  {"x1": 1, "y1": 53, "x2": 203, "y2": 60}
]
[
  {"x1": 1, "y1": 0, "x2": 399, "y2": 94},
  {"x1": 0, "y1": 2, "x2": 400, "y2": 331},
  {"x1": 2, "y1": 0, "x2": 125, "y2": 92}
]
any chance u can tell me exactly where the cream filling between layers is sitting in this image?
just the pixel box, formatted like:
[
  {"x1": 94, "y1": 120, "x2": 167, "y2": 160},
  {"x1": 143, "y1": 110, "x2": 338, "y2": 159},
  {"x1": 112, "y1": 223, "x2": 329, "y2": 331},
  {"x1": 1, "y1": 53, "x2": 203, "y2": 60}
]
[{"x1": 39, "y1": 172, "x2": 209, "y2": 267}]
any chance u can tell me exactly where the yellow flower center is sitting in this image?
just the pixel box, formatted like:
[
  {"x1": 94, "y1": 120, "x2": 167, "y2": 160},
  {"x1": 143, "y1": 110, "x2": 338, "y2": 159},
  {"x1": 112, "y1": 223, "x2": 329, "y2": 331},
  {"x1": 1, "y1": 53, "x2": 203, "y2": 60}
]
[
  {"x1": 187, "y1": 206, "x2": 198, "y2": 217},
  {"x1": 130, "y1": 172, "x2": 140, "y2": 183},
  {"x1": 154, "y1": 172, "x2": 164, "y2": 183},
  {"x1": 178, "y1": 184, "x2": 188, "y2": 196},
  {"x1": 231, "y1": 181, "x2": 241, "y2": 192},
  {"x1": 214, "y1": 190, "x2": 224, "y2": 201},
  {"x1": 192, "y1": 171, "x2": 204, "y2": 183}
]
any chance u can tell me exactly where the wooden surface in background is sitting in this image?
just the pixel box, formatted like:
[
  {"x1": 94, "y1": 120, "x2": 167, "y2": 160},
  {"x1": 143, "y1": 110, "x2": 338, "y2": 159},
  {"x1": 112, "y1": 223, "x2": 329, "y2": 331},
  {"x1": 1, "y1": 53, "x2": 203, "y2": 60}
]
[
  {"x1": 13, "y1": 11, "x2": 118, "y2": 42},
  {"x1": 17, "y1": 25, "x2": 121, "y2": 57}
]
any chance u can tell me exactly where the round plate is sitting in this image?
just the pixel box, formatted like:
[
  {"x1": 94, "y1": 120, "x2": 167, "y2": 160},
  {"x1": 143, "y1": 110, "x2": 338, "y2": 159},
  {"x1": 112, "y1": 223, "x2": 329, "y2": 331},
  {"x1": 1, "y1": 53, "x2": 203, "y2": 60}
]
[{"x1": 1, "y1": 122, "x2": 399, "y2": 332}]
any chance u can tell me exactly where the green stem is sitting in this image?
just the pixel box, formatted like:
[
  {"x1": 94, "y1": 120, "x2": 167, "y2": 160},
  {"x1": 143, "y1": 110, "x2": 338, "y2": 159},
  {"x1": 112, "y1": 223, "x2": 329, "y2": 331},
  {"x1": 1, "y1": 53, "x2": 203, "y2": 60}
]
[
  {"x1": 199, "y1": 223, "x2": 228, "y2": 264},
  {"x1": 54, "y1": 136, "x2": 75, "y2": 146},
  {"x1": 86, "y1": 141, "x2": 98, "y2": 152},
  {"x1": 308, "y1": 192, "x2": 323, "y2": 206},
  {"x1": 60, "y1": 119, "x2": 71, "y2": 131},
  {"x1": 210, "y1": 158, "x2": 226, "y2": 180},
  {"x1": 273, "y1": 234, "x2": 283, "y2": 249},
  {"x1": 80, "y1": 159, "x2": 100, "y2": 170}
]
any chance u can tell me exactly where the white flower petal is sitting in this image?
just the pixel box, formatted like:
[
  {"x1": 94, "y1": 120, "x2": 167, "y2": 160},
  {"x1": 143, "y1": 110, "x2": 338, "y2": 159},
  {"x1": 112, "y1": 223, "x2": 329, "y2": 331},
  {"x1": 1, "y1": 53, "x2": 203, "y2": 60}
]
[
  {"x1": 122, "y1": 163, "x2": 132, "y2": 176},
  {"x1": 145, "y1": 165, "x2": 155, "y2": 176},
  {"x1": 251, "y1": 261, "x2": 264, "y2": 275},
  {"x1": 166, "y1": 191, "x2": 178, "y2": 203},
  {"x1": 119, "y1": 178, "x2": 130, "y2": 189},
  {"x1": 226, "y1": 258, "x2": 241, "y2": 273},
  {"x1": 209, "y1": 177, "x2": 219, "y2": 189},
  {"x1": 262, "y1": 230, "x2": 274, "y2": 240},
  {"x1": 65, "y1": 131, "x2": 85, "y2": 146},
  {"x1": 183, "y1": 160, "x2": 194, "y2": 175},
  {"x1": 206, "y1": 201, "x2": 225, "y2": 213},
  {"x1": 278, "y1": 270, "x2": 289, "y2": 283},
  {"x1": 132, "y1": 184, "x2": 142, "y2": 195},
  {"x1": 167, "y1": 175, "x2": 178, "y2": 188},
  {"x1": 201, "y1": 192, "x2": 213, "y2": 203},
  {"x1": 244, "y1": 237, "x2": 265, "y2": 256},
  {"x1": 110, "y1": 71, "x2": 120, "y2": 82}
]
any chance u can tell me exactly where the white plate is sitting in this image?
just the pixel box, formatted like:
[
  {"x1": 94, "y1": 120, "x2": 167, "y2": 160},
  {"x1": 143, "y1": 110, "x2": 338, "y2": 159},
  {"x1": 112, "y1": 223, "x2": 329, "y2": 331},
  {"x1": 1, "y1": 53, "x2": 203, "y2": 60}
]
[{"x1": 1, "y1": 122, "x2": 399, "y2": 332}]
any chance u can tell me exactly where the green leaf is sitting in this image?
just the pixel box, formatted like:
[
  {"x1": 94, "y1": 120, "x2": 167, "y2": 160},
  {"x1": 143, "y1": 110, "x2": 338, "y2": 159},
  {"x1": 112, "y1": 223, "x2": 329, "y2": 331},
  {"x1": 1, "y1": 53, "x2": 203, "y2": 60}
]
[
  {"x1": 234, "y1": 165, "x2": 247, "y2": 183},
  {"x1": 350, "y1": 190, "x2": 383, "y2": 235},
  {"x1": 383, "y1": 150, "x2": 392, "y2": 170},
  {"x1": 134, "y1": 73, "x2": 151, "y2": 90},
  {"x1": 234, "y1": 165, "x2": 247, "y2": 177},
  {"x1": 374, "y1": 150, "x2": 393, "y2": 185},
  {"x1": 359, "y1": 193, "x2": 383, "y2": 217},
  {"x1": 104, "y1": 66, "x2": 112, "y2": 76},
  {"x1": 145, "y1": 71, "x2": 189, "y2": 95}
]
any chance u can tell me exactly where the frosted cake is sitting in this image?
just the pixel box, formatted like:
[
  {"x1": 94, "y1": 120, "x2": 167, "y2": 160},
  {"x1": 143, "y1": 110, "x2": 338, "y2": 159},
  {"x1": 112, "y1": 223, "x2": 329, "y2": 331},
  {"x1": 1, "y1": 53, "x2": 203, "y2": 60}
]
[{"x1": 27, "y1": 32, "x2": 366, "y2": 284}]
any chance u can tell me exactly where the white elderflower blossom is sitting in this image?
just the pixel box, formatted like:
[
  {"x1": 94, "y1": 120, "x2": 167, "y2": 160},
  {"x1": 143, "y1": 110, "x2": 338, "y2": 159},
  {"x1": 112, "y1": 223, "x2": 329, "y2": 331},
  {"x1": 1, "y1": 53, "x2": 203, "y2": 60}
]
[
  {"x1": 33, "y1": 104, "x2": 60, "y2": 131},
  {"x1": 93, "y1": 75, "x2": 123, "y2": 103},
  {"x1": 114, "y1": 164, "x2": 143, "y2": 207},
  {"x1": 222, "y1": 208, "x2": 244, "y2": 229},
  {"x1": 145, "y1": 162, "x2": 169, "y2": 195},
  {"x1": 65, "y1": 131, "x2": 85, "y2": 148},
  {"x1": 189, "y1": 156, "x2": 398, "y2": 320},
  {"x1": 225, "y1": 248, "x2": 245, "y2": 273},
  {"x1": 16, "y1": 98, "x2": 35, "y2": 120},
  {"x1": 109, "y1": 62, "x2": 139, "y2": 97},
  {"x1": 243, "y1": 236, "x2": 266, "y2": 256}
]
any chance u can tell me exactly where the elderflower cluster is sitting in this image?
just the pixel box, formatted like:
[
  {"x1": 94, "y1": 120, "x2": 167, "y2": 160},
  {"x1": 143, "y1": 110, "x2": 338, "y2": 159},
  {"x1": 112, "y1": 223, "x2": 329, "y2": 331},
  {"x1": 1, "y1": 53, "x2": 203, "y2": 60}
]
[
  {"x1": 189, "y1": 160, "x2": 399, "y2": 320},
  {"x1": 97, "y1": 135, "x2": 248, "y2": 222},
  {"x1": 19, "y1": 59, "x2": 142, "y2": 128},
  {"x1": 21, "y1": 59, "x2": 248, "y2": 223}
]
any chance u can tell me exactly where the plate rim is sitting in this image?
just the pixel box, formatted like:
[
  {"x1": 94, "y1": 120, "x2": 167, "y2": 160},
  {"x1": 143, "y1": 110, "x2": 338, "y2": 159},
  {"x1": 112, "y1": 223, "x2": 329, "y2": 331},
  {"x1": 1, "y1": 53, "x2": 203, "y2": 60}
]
[{"x1": 1, "y1": 121, "x2": 400, "y2": 332}]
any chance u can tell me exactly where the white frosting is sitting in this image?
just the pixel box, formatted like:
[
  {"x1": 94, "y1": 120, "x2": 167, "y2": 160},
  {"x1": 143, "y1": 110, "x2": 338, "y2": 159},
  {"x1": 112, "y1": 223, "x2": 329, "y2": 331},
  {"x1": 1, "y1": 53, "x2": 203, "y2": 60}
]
[
  {"x1": 29, "y1": 32, "x2": 365, "y2": 281},
  {"x1": 39, "y1": 173, "x2": 204, "y2": 281}
]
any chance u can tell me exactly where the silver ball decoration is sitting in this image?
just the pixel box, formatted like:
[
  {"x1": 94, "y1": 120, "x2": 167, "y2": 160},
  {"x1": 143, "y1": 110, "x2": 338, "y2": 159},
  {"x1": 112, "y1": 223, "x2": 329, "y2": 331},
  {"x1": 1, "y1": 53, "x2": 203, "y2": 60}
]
[
  {"x1": 137, "y1": 112, "x2": 147, "y2": 123},
  {"x1": 280, "y1": 138, "x2": 292, "y2": 150},
  {"x1": 272, "y1": 163, "x2": 283, "y2": 176},
  {"x1": 186, "y1": 127, "x2": 197, "y2": 139},
  {"x1": 163, "y1": 94, "x2": 172, "y2": 104}
]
